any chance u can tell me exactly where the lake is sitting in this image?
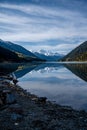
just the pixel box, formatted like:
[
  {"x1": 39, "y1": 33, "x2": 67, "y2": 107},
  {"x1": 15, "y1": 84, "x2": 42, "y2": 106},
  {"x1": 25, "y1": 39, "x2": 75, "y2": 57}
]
[{"x1": 0, "y1": 62, "x2": 87, "y2": 110}]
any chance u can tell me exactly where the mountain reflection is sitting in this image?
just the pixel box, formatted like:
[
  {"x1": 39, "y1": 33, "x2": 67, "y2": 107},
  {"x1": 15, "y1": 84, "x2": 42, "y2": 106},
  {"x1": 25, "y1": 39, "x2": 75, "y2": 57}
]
[
  {"x1": 15, "y1": 63, "x2": 87, "y2": 82},
  {"x1": 14, "y1": 63, "x2": 41, "y2": 78},
  {"x1": 0, "y1": 63, "x2": 42, "y2": 80},
  {"x1": 0, "y1": 63, "x2": 87, "y2": 82},
  {"x1": 0, "y1": 63, "x2": 18, "y2": 75},
  {"x1": 64, "y1": 63, "x2": 87, "y2": 82}
]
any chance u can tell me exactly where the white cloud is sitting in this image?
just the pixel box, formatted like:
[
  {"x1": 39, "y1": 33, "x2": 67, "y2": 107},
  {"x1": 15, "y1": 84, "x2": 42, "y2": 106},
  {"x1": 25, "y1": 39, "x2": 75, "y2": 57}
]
[
  {"x1": 0, "y1": 2, "x2": 87, "y2": 53},
  {"x1": 22, "y1": 43, "x2": 80, "y2": 55}
]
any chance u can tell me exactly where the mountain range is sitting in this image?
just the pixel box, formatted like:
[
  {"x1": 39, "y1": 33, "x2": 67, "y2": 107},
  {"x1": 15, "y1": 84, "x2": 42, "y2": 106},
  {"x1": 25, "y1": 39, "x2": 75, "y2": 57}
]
[
  {"x1": 0, "y1": 39, "x2": 42, "y2": 62},
  {"x1": 60, "y1": 41, "x2": 87, "y2": 61},
  {"x1": 33, "y1": 50, "x2": 64, "y2": 61},
  {"x1": 0, "y1": 39, "x2": 87, "y2": 62},
  {"x1": 0, "y1": 39, "x2": 63, "y2": 62}
]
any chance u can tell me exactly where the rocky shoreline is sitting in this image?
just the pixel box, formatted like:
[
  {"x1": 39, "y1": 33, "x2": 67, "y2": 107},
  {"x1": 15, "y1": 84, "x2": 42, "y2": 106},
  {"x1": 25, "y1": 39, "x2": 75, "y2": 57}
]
[{"x1": 0, "y1": 80, "x2": 87, "y2": 130}]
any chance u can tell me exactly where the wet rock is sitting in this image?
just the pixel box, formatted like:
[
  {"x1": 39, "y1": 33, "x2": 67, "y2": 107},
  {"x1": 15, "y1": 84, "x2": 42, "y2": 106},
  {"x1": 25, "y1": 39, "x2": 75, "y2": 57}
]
[{"x1": 13, "y1": 79, "x2": 18, "y2": 85}]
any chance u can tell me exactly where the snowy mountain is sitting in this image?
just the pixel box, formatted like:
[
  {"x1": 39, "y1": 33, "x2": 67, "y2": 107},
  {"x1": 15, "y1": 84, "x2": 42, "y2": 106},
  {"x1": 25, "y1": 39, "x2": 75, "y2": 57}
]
[
  {"x1": 33, "y1": 50, "x2": 64, "y2": 61},
  {"x1": 0, "y1": 39, "x2": 64, "y2": 62}
]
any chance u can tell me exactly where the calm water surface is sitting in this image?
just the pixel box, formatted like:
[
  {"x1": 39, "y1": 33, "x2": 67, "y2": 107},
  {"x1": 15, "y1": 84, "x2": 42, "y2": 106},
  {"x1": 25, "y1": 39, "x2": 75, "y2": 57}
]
[
  {"x1": 0, "y1": 62, "x2": 87, "y2": 110},
  {"x1": 16, "y1": 62, "x2": 87, "y2": 111}
]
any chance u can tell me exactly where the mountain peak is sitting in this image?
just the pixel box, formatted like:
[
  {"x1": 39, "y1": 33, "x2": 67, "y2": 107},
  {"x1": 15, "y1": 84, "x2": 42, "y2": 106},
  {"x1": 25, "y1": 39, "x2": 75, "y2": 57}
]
[
  {"x1": 0, "y1": 39, "x2": 4, "y2": 42},
  {"x1": 33, "y1": 50, "x2": 64, "y2": 61}
]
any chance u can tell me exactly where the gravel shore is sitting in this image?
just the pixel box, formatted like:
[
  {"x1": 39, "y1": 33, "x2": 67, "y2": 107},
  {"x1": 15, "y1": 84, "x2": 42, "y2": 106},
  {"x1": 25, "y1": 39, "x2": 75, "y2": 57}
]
[{"x1": 0, "y1": 80, "x2": 87, "y2": 130}]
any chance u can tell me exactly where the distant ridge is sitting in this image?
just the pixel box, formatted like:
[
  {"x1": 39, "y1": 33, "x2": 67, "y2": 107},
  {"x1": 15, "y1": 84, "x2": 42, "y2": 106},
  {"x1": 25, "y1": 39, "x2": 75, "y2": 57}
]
[
  {"x1": 34, "y1": 51, "x2": 64, "y2": 61},
  {"x1": 0, "y1": 39, "x2": 38, "y2": 59},
  {"x1": 60, "y1": 41, "x2": 87, "y2": 61},
  {"x1": 0, "y1": 39, "x2": 42, "y2": 62}
]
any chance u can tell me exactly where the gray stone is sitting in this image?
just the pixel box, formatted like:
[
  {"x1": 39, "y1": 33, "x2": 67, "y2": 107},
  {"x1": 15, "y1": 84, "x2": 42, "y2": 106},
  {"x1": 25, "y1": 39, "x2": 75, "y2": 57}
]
[
  {"x1": 6, "y1": 93, "x2": 16, "y2": 104},
  {"x1": 11, "y1": 113, "x2": 22, "y2": 121}
]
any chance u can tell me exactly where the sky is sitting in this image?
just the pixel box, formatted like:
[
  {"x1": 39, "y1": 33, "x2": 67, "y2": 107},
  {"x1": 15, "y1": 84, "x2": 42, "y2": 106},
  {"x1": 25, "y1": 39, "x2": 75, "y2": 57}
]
[{"x1": 0, "y1": 0, "x2": 87, "y2": 54}]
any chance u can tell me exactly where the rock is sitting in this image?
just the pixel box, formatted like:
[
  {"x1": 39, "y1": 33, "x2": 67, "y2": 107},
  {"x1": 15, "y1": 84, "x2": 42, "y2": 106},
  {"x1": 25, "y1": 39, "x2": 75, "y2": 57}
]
[
  {"x1": 14, "y1": 122, "x2": 19, "y2": 126},
  {"x1": 11, "y1": 113, "x2": 22, "y2": 121},
  {"x1": 37, "y1": 97, "x2": 47, "y2": 104},
  {"x1": 0, "y1": 90, "x2": 16, "y2": 107},
  {"x1": 6, "y1": 93, "x2": 16, "y2": 104},
  {"x1": 0, "y1": 98, "x2": 3, "y2": 105},
  {"x1": 32, "y1": 119, "x2": 47, "y2": 129},
  {"x1": 0, "y1": 90, "x2": 6, "y2": 105},
  {"x1": 9, "y1": 104, "x2": 24, "y2": 121},
  {"x1": 9, "y1": 104, "x2": 24, "y2": 115},
  {"x1": 13, "y1": 79, "x2": 18, "y2": 85},
  {"x1": 3, "y1": 90, "x2": 11, "y2": 93},
  {"x1": 3, "y1": 90, "x2": 16, "y2": 104},
  {"x1": 31, "y1": 97, "x2": 38, "y2": 101}
]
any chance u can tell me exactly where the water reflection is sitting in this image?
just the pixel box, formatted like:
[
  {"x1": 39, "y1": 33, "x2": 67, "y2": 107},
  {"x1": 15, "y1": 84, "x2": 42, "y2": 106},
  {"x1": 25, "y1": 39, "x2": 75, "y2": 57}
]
[
  {"x1": 0, "y1": 62, "x2": 42, "y2": 77},
  {"x1": 0, "y1": 63, "x2": 87, "y2": 82},
  {"x1": 17, "y1": 63, "x2": 87, "y2": 83},
  {"x1": 64, "y1": 63, "x2": 87, "y2": 82},
  {"x1": 0, "y1": 62, "x2": 87, "y2": 110},
  {"x1": 18, "y1": 62, "x2": 87, "y2": 111},
  {"x1": 0, "y1": 63, "x2": 18, "y2": 75},
  {"x1": 0, "y1": 62, "x2": 42, "y2": 83}
]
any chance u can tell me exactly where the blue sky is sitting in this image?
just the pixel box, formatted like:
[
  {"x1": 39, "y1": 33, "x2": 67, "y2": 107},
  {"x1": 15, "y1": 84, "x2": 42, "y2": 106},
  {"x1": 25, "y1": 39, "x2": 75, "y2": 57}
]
[{"x1": 0, "y1": 0, "x2": 87, "y2": 54}]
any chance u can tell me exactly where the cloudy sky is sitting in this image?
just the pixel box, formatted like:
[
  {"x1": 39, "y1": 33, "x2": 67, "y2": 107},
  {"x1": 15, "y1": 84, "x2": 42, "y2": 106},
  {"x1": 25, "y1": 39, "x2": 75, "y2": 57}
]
[{"x1": 0, "y1": 0, "x2": 87, "y2": 54}]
